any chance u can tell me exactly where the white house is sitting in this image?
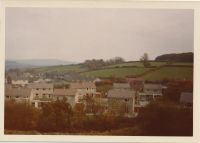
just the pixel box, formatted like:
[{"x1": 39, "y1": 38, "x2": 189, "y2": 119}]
[{"x1": 11, "y1": 79, "x2": 29, "y2": 87}]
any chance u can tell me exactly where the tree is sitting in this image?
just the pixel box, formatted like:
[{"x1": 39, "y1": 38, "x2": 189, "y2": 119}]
[
  {"x1": 163, "y1": 80, "x2": 193, "y2": 103},
  {"x1": 37, "y1": 99, "x2": 73, "y2": 132},
  {"x1": 136, "y1": 100, "x2": 193, "y2": 136},
  {"x1": 7, "y1": 75, "x2": 12, "y2": 84},
  {"x1": 5, "y1": 100, "x2": 39, "y2": 131},
  {"x1": 140, "y1": 53, "x2": 151, "y2": 67}
]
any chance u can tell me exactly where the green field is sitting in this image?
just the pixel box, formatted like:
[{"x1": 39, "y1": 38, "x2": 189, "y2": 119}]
[
  {"x1": 141, "y1": 67, "x2": 193, "y2": 81},
  {"x1": 105, "y1": 61, "x2": 167, "y2": 68},
  {"x1": 81, "y1": 67, "x2": 152, "y2": 78}
]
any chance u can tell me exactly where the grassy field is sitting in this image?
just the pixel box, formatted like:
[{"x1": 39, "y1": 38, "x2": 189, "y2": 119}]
[
  {"x1": 171, "y1": 62, "x2": 193, "y2": 66},
  {"x1": 81, "y1": 67, "x2": 152, "y2": 78},
  {"x1": 141, "y1": 67, "x2": 193, "y2": 81},
  {"x1": 105, "y1": 61, "x2": 167, "y2": 68}
]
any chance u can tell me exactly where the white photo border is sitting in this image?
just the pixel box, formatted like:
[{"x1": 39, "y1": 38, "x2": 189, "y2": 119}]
[{"x1": 0, "y1": 0, "x2": 200, "y2": 142}]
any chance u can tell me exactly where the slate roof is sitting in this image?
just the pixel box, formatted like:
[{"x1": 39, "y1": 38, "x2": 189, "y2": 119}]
[
  {"x1": 180, "y1": 92, "x2": 193, "y2": 103},
  {"x1": 54, "y1": 89, "x2": 77, "y2": 96},
  {"x1": 113, "y1": 83, "x2": 131, "y2": 89},
  {"x1": 5, "y1": 88, "x2": 31, "y2": 97},
  {"x1": 144, "y1": 83, "x2": 163, "y2": 90},
  {"x1": 108, "y1": 89, "x2": 135, "y2": 99},
  {"x1": 28, "y1": 83, "x2": 53, "y2": 89},
  {"x1": 70, "y1": 82, "x2": 96, "y2": 89}
]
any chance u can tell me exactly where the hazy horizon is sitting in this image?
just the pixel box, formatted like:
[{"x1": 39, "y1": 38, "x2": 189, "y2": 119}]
[{"x1": 6, "y1": 8, "x2": 194, "y2": 63}]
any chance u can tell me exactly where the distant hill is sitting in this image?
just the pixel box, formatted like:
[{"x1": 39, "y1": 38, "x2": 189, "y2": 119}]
[
  {"x1": 155, "y1": 52, "x2": 193, "y2": 62},
  {"x1": 5, "y1": 59, "x2": 77, "y2": 70}
]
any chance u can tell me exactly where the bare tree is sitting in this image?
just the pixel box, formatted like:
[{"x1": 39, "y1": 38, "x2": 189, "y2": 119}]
[{"x1": 140, "y1": 53, "x2": 151, "y2": 67}]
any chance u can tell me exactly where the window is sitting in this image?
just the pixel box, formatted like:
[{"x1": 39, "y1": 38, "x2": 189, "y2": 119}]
[
  {"x1": 43, "y1": 88, "x2": 45, "y2": 90},
  {"x1": 32, "y1": 102, "x2": 35, "y2": 106},
  {"x1": 36, "y1": 88, "x2": 39, "y2": 90}
]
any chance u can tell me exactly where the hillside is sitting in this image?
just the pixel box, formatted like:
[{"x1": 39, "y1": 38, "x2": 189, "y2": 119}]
[
  {"x1": 5, "y1": 59, "x2": 77, "y2": 70},
  {"x1": 29, "y1": 61, "x2": 193, "y2": 81}
]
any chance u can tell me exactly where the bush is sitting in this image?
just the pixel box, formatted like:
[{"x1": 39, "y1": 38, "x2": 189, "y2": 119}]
[
  {"x1": 136, "y1": 100, "x2": 193, "y2": 136},
  {"x1": 5, "y1": 100, "x2": 39, "y2": 131},
  {"x1": 37, "y1": 99, "x2": 73, "y2": 132}
]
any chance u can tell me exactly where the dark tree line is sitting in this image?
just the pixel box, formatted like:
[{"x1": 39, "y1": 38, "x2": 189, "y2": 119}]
[
  {"x1": 83, "y1": 57, "x2": 125, "y2": 70},
  {"x1": 155, "y1": 52, "x2": 193, "y2": 62}
]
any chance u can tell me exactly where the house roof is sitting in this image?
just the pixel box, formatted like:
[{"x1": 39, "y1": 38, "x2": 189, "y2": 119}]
[
  {"x1": 108, "y1": 89, "x2": 135, "y2": 99},
  {"x1": 5, "y1": 88, "x2": 31, "y2": 97},
  {"x1": 113, "y1": 83, "x2": 131, "y2": 89},
  {"x1": 126, "y1": 77, "x2": 144, "y2": 82},
  {"x1": 54, "y1": 89, "x2": 77, "y2": 96},
  {"x1": 180, "y1": 92, "x2": 193, "y2": 103},
  {"x1": 70, "y1": 82, "x2": 96, "y2": 89},
  {"x1": 144, "y1": 83, "x2": 162, "y2": 90},
  {"x1": 28, "y1": 83, "x2": 53, "y2": 89}
]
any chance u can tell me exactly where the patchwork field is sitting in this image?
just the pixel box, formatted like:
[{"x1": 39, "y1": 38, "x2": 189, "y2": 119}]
[
  {"x1": 81, "y1": 67, "x2": 152, "y2": 78},
  {"x1": 32, "y1": 61, "x2": 193, "y2": 81},
  {"x1": 141, "y1": 67, "x2": 193, "y2": 81}
]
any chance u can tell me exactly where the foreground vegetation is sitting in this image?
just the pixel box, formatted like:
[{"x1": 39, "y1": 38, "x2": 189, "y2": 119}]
[{"x1": 5, "y1": 98, "x2": 192, "y2": 136}]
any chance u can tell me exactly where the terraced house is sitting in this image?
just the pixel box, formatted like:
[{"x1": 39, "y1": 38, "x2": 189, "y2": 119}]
[
  {"x1": 5, "y1": 85, "x2": 31, "y2": 103},
  {"x1": 70, "y1": 82, "x2": 97, "y2": 103},
  {"x1": 134, "y1": 83, "x2": 163, "y2": 112},
  {"x1": 107, "y1": 83, "x2": 136, "y2": 117},
  {"x1": 29, "y1": 83, "x2": 54, "y2": 108},
  {"x1": 53, "y1": 88, "x2": 77, "y2": 107}
]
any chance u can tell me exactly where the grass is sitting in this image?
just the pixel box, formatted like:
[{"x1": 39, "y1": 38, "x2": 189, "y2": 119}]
[
  {"x1": 81, "y1": 67, "x2": 152, "y2": 78},
  {"x1": 171, "y1": 62, "x2": 193, "y2": 66},
  {"x1": 141, "y1": 67, "x2": 193, "y2": 81},
  {"x1": 104, "y1": 61, "x2": 167, "y2": 68}
]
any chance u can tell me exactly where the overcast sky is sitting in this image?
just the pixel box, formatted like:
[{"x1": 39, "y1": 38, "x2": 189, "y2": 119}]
[{"x1": 6, "y1": 8, "x2": 194, "y2": 63}]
